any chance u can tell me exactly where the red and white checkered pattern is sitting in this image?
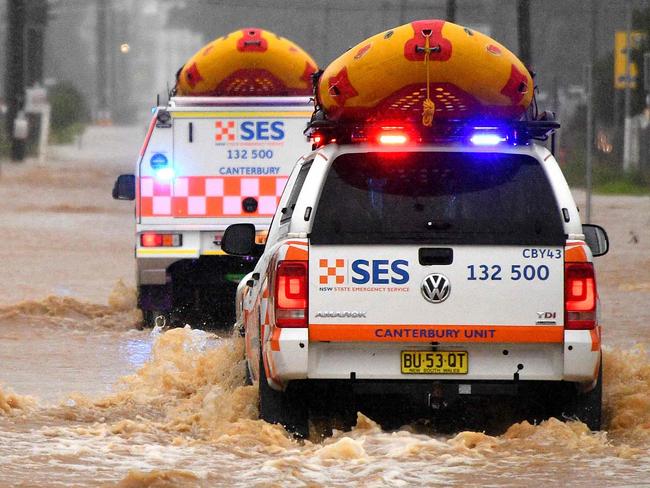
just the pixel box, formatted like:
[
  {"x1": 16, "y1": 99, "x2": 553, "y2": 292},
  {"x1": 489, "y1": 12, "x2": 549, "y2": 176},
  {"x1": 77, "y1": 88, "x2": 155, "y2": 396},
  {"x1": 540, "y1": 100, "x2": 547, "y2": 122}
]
[
  {"x1": 319, "y1": 259, "x2": 346, "y2": 285},
  {"x1": 139, "y1": 176, "x2": 288, "y2": 217},
  {"x1": 214, "y1": 120, "x2": 236, "y2": 142}
]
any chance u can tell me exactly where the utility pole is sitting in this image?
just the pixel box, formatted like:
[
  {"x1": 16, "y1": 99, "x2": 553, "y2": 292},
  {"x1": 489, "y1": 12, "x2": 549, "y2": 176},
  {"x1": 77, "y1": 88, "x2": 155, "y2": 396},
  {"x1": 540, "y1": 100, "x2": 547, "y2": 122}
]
[
  {"x1": 585, "y1": 63, "x2": 594, "y2": 224},
  {"x1": 446, "y1": 0, "x2": 456, "y2": 23},
  {"x1": 585, "y1": 0, "x2": 598, "y2": 224},
  {"x1": 623, "y1": 0, "x2": 633, "y2": 171},
  {"x1": 516, "y1": 0, "x2": 532, "y2": 67},
  {"x1": 96, "y1": 0, "x2": 109, "y2": 122},
  {"x1": 25, "y1": 0, "x2": 48, "y2": 86},
  {"x1": 5, "y1": 0, "x2": 26, "y2": 161}
]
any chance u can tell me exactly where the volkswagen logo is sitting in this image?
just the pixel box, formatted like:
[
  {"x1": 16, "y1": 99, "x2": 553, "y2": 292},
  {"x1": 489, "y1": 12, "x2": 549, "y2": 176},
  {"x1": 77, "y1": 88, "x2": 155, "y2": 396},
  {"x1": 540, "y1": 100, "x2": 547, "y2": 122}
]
[{"x1": 421, "y1": 274, "x2": 451, "y2": 303}]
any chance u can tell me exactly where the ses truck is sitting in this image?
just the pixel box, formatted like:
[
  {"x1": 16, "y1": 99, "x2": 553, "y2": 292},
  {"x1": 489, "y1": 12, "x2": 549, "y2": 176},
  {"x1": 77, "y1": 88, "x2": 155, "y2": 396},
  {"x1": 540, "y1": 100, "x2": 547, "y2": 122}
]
[{"x1": 113, "y1": 96, "x2": 312, "y2": 327}]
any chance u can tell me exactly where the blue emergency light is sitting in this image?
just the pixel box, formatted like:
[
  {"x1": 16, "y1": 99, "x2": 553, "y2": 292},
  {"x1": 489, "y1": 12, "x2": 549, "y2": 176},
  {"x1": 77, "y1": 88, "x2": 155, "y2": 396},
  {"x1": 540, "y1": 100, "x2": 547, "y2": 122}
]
[
  {"x1": 150, "y1": 153, "x2": 174, "y2": 179},
  {"x1": 155, "y1": 168, "x2": 175, "y2": 180},
  {"x1": 469, "y1": 132, "x2": 506, "y2": 146}
]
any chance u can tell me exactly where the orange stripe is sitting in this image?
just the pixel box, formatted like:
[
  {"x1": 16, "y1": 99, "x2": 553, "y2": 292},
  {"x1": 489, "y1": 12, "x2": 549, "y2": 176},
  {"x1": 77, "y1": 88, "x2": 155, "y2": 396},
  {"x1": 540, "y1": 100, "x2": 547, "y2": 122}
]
[
  {"x1": 264, "y1": 346, "x2": 281, "y2": 384},
  {"x1": 565, "y1": 244, "x2": 588, "y2": 262},
  {"x1": 285, "y1": 245, "x2": 308, "y2": 261},
  {"x1": 590, "y1": 327, "x2": 601, "y2": 352},
  {"x1": 270, "y1": 326, "x2": 281, "y2": 351},
  {"x1": 139, "y1": 115, "x2": 156, "y2": 157},
  {"x1": 262, "y1": 349, "x2": 271, "y2": 378},
  {"x1": 309, "y1": 324, "x2": 564, "y2": 343}
]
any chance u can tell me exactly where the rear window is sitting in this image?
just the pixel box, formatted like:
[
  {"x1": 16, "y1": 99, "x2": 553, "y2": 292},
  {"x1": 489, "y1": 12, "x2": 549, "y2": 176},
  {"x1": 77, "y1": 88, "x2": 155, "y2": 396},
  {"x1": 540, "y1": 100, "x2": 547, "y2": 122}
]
[{"x1": 310, "y1": 151, "x2": 565, "y2": 245}]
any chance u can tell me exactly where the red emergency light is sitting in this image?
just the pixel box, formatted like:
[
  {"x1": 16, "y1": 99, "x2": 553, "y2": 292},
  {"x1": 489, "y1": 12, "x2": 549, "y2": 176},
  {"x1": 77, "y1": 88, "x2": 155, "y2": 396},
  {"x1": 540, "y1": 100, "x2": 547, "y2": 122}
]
[{"x1": 378, "y1": 132, "x2": 409, "y2": 145}]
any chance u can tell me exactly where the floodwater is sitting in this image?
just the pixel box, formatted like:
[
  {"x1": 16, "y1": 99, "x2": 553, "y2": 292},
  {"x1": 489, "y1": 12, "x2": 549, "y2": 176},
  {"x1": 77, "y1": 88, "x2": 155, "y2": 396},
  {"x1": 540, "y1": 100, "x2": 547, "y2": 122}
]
[{"x1": 1, "y1": 127, "x2": 650, "y2": 486}]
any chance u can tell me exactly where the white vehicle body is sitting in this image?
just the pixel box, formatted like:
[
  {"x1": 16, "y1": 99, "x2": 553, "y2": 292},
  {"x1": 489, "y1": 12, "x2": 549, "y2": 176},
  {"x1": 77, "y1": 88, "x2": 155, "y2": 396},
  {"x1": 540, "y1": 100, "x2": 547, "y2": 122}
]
[
  {"x1": 226, "y1": 127, "x2": 606, "y2": 434},
  {"x1": 132, "y1": 96, "x2": 313, "y2": 326}
]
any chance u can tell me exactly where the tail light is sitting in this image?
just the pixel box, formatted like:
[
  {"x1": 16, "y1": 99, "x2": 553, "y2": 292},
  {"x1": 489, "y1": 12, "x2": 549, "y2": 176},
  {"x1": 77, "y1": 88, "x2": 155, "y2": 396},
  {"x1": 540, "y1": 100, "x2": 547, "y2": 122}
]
[
  {"x1": 565, "y1": 262, "x2": 597, "y2": 330},
  {"x1": 140, "y1": 233, "x2": 182, "y2": 247},
  {"x1": 275, "y1": 260, "x2": 308, "y2": 327}
]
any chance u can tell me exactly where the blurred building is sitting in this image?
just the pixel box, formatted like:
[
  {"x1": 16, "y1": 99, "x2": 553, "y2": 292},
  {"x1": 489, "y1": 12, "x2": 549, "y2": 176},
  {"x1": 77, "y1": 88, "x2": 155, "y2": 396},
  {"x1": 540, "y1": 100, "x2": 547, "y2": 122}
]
[
  {"x1": 44, "y1": 0, "x2": 202, "y2": 125},
  {"x1": 22, "y1": 0, "x2": 648, "y2": 126}
]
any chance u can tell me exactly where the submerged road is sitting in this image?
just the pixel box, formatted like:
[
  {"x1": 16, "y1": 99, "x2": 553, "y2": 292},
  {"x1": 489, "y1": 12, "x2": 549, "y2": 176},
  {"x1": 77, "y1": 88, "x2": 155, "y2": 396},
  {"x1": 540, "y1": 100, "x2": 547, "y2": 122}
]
[{"x1": 0, "y1": 127, "x2": 650, "y2": 486}]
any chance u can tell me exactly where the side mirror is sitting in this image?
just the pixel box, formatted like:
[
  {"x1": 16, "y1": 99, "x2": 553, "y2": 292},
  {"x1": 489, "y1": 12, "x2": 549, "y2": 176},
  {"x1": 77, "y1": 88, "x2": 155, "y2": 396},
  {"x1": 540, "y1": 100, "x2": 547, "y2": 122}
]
[
  {"x1": 221, "y1": 223, "x2": 264, "y2": 257},
  {"x1": 583, "y1": 224, "x2": 609, "y2": 257},
  {"x1": 112, "y1": 174, "x2": 135, "y2": 200}
]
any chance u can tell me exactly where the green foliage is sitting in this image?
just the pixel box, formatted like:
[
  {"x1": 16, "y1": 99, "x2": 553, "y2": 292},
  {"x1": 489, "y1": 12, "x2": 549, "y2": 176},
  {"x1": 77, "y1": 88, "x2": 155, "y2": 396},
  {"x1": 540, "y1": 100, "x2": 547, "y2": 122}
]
[
  {"x1": 561, "y1": 148, "x2": 650, "y2": 196},
  {"x1": 596, "y1": 175, "x2": 650, "y2": 195},
  {"x1": 49, "y1": 122, "x2": 86, "y2": 145},
  {"x1": 0, "y1": 122, "x2": 9, "y2": 157},
  {"x1": 47, "y1": 82, "x2": 89, "y2": 143}
]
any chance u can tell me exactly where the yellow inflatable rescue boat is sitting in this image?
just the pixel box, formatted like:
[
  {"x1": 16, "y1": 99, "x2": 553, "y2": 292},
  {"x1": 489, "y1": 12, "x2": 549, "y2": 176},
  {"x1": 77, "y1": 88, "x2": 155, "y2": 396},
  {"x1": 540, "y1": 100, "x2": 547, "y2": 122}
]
[
  {"x1": 317, "y1": 20, "x2": 533, "y2": 123},
  {"x1": 176, "y1": 28, "x2": 317, "y2": 97}
]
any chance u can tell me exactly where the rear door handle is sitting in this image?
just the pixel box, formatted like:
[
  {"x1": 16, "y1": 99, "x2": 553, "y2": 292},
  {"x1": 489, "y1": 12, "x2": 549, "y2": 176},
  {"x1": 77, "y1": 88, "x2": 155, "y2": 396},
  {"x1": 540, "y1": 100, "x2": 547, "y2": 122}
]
[{"x1": 418, "y1": 248, "x2": 453, "y2": 265}]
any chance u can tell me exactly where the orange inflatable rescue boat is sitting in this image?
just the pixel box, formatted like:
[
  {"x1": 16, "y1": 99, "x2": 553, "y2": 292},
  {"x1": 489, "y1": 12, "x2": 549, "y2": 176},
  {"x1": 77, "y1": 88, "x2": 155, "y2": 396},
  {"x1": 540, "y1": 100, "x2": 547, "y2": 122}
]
[
  {"x1": 176, "y1": 28, "x2": 317, "y2": 97},
  {"x1": 317, "y1": 20, "x2": 533, "y2": 123}
]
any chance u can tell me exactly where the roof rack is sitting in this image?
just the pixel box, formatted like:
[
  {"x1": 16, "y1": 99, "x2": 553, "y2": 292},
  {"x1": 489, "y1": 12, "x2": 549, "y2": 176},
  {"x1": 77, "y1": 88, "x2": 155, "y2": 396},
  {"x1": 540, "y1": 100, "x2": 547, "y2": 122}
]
[
  {"x1": 169, "y1": 96, "x2": 313, "y2": 107},
  {"x1": 304, "y1": 113, "x2": 560, "y2": 146}
]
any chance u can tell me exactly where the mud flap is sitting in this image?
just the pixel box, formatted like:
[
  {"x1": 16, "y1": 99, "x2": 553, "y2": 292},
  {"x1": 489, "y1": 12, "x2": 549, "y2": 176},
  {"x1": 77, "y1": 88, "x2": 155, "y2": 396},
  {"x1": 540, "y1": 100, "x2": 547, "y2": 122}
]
[{"x1": 258, "y1": 353, "x2": 309, "y2": 438}]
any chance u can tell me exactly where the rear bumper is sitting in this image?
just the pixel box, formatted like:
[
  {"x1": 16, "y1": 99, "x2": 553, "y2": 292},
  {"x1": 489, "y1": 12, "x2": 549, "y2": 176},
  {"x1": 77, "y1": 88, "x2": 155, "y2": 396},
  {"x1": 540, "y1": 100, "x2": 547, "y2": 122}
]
[
  {"x1": 266, "y1": 328, "x2": 600, "y2": 387},
  {"x1": 136, "y1": 230, "x2": 224, "y2": 286}
]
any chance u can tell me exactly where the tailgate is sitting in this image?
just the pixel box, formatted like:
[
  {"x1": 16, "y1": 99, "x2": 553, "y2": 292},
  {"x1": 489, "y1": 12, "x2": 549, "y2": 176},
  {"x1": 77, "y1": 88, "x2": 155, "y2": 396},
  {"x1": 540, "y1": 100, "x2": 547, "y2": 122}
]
[
  {"x1": 306, "y1": 150, "x2": 568, "y2": 344},
  {"x1": 309, "y1": 244, "x2": 564, "y2": 343},
  {"x1": 139, "y1": 105, "x2": 312, "y2": 224}
]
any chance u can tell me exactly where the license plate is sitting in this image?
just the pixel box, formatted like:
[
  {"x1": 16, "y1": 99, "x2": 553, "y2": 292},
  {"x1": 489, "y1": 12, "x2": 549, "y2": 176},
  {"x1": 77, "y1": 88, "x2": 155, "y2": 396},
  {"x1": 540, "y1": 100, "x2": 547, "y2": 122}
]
[{"x1": 401, "y1": 351, "x2": 468, "y2": 374}]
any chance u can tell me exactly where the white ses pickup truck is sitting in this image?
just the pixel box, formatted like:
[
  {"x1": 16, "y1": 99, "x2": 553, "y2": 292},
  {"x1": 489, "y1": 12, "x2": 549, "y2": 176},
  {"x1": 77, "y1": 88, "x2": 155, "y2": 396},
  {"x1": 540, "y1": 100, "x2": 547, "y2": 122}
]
[
  {"x1": 112, "y1": 97, "x2": 312, "y2": 327},
  {"x1": 220, "y1": 121, "x2": 609, "y2": 437}
]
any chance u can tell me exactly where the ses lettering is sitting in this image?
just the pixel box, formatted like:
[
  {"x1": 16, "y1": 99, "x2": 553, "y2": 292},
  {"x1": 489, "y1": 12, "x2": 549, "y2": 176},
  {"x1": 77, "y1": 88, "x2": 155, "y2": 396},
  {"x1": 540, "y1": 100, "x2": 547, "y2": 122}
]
[
  {"x1": 239, "y1": 121, "x2": 285, "y2": 141},
  {"x1": 351, "y1": 259, "x2": 409, "y2": 285}
]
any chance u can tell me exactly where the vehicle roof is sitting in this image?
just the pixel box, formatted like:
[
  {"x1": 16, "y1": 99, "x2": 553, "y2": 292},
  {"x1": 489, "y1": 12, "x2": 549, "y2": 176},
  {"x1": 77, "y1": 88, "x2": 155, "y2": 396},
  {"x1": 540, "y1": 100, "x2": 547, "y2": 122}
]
[
  {"x1": 284, "y1": 141, "x2": 584, "y2": 240},
  {"x1": 167, "y1": 96, "x2": 313, "y2": 109}
]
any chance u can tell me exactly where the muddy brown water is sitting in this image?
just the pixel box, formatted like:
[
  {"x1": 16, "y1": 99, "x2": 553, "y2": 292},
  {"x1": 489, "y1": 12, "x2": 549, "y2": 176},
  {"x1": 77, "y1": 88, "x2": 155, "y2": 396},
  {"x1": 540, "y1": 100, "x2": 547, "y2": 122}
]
[{"x1": 1, "y1": 134, "x2": 650, "y2": 486}]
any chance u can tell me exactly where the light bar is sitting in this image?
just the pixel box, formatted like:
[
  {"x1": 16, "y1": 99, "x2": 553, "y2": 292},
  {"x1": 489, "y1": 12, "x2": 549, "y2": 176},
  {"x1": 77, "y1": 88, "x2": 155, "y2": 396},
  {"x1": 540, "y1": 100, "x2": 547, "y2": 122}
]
[{"x1": 470, "y1": 133, "x2": 506, "y2": 146}]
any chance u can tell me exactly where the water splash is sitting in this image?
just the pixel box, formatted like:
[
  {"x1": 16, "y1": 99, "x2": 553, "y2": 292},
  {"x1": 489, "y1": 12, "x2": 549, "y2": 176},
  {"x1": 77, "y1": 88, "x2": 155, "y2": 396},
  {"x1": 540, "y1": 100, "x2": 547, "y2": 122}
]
[
  {"x1": 0, "y1": 385, "x2": 35, "y2": 414},
  {"x1": 0, "y1": 280, "x2": 141, "y2": 330}
]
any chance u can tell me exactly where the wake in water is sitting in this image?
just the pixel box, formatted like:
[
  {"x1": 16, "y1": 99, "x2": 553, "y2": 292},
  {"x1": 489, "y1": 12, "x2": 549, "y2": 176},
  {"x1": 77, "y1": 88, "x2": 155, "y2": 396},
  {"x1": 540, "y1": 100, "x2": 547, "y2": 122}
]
[
  {"x1": 0, "y1": 289, "x2": 649, "y2": 485},
  {"x1": 40, "y1": 325, "x2": 650, "y2": 449},
  {"x1": 604, "y1": 345, "x2": 650, "y2": 443},
  {"x1": 0, "y1": 280, "x2": 141, "y2": 330}
]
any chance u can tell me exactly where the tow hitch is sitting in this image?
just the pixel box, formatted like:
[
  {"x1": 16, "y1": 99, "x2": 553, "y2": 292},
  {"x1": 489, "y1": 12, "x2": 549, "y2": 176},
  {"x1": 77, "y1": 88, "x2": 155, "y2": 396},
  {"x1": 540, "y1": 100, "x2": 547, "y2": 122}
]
[{"x1": 427, "y1": 381, "x2": 520, "y2": 409}]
